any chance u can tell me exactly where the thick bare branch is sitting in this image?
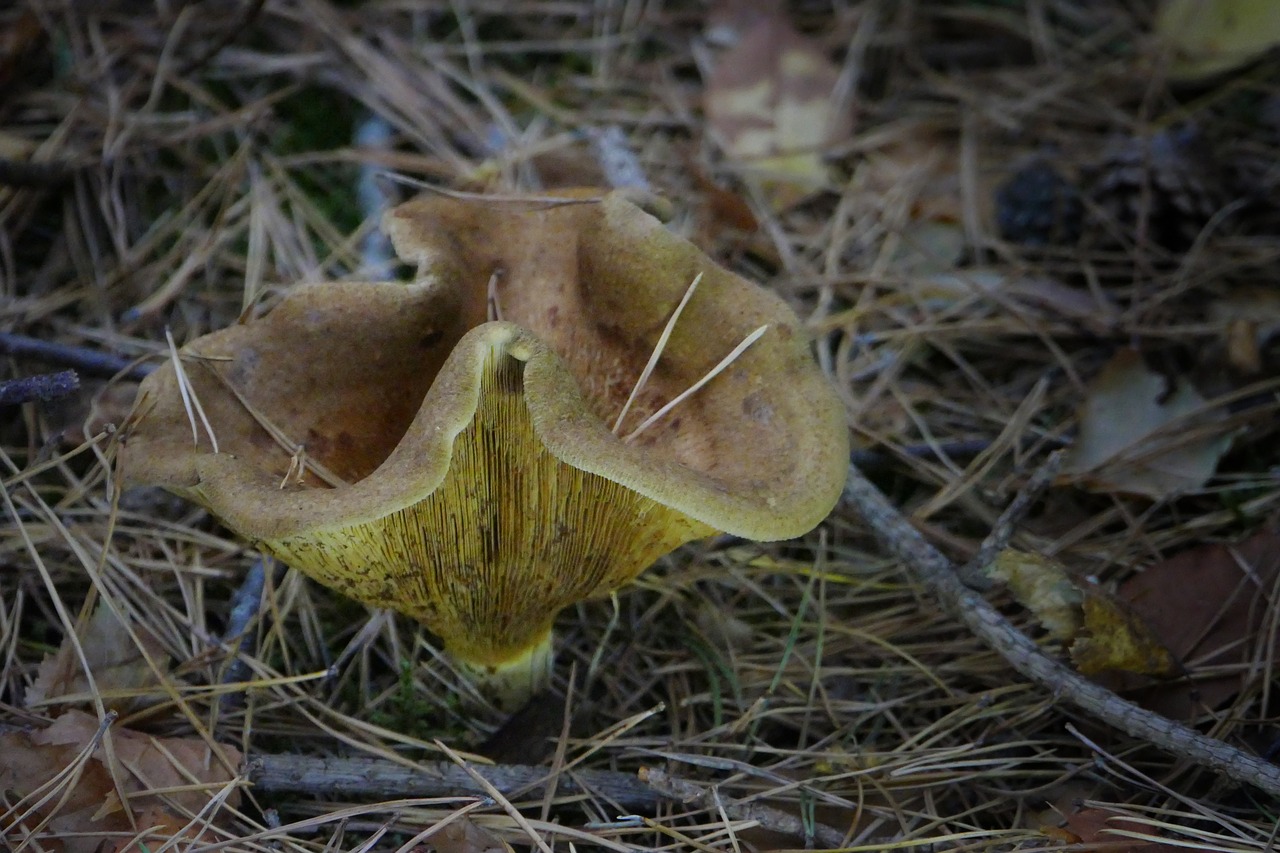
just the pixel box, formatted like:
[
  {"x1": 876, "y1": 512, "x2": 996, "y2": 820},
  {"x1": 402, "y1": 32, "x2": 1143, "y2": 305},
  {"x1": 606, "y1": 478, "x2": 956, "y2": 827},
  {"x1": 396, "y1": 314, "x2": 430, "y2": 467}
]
[{"x1": 247, "y1": 753, "x2": 661, "y2": 813}]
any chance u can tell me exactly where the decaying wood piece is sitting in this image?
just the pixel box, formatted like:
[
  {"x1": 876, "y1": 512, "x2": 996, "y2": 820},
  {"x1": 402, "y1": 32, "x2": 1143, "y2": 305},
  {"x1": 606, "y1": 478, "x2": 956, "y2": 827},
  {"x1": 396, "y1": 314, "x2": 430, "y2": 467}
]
[{"x1": 248, "y1": 753, "x2": 661, "y2": 813}]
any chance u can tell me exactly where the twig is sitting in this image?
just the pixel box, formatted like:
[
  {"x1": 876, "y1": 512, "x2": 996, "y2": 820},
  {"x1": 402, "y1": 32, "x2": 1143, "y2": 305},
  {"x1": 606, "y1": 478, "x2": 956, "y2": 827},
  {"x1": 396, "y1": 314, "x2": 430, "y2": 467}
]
[
  {"x1": 434, "y1": 739, "x2": 554, "y2": 853},
  {"x1": 842, "y1": 462, "x2": 1280, "y2": 798},
  {"x1": 586, "y1": 125, "x2": 650, "y2": 191},
  {"x1": 246, "y1": 754, "x2": 662, "y2": 813},
  {"x1": 848, "y1": 435, "x2": 1071, "y2": 471},
  {"x1": 0, "y1": 332, "x2": 155, "y2": 381},
  {"x1": 955, "y1": 450, "x2": 1064, "y2": 590},
  {"x1": 177, "y1": 0, "x2": 267, "y2": 75},
  {"x1": 219, "y1": 559, "x2": 278, "y2": 715},
  {"x1": 640, "y1": 767, "x2": 846, "y2": 849},
  {"x1": 0, "y1": 370, "x2": 79, "y2": 406}
]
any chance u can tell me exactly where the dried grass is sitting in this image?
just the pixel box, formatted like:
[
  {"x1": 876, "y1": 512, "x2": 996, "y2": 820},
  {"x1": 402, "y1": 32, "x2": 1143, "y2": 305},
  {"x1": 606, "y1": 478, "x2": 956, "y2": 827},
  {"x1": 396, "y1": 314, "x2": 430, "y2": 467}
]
[{"x1": 3, "y1": 1, "x2": 1280, "y2": 851}]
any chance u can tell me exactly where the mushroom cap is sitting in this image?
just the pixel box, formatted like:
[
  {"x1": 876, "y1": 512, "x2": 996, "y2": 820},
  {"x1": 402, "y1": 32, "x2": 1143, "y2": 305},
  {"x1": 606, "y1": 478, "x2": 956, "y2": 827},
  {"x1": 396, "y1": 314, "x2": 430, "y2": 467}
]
[{"x1": 118, "y1": 190, "x2": 848, "y2": 669}]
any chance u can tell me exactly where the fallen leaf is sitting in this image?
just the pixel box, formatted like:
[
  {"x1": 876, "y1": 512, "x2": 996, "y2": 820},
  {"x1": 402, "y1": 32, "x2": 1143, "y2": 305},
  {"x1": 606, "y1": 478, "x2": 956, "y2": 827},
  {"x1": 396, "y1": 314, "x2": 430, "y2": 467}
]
[
  {"x1": 686, "y1": 160, "x2": 772, "y2": 261},
  {"x1": 0, "y1": 710, "x2": 241, "y2": 853},
  {"x1": 1060, "y1": 349, "x2": 1233, "y2": 499},
  {"x1": 26, "y1": 600, "x2": 172, "y2": 713},
  {"x1": 1109, "y1": 528, "x2": 1280, "y2": 719},
  {"x1": 1155, "y1": 0, "x2": 1280, "y2": 80},
  {"x1": 689, "y1": 163, "x2": 759, "y2": 233},
  {"x1": 704, "y1": 3, "x2": 852, "y2": 210},
  {"x1": 1048, "y1": 806, "x2": 1199, "y2": 852},
  {"x1": 987, "y1": 549, "x2": 1083, "y2": 641},
  {"x1": 429, "y1": 816, "x2": 514, "y2": 853},
  {"x1": 1070, "y1": 594, "x2": 1177, "y2": 678},
  {"x1": 987, "y1": 549, "x2": 1175, "y2": 678}
]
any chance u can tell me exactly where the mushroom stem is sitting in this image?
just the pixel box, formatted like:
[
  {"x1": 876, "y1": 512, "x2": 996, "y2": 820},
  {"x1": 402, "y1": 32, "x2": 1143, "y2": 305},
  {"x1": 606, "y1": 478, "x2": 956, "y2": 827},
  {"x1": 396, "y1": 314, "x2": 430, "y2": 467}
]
[{"x1": 456, "y1": 628, "x2": 554, "y2": 712}]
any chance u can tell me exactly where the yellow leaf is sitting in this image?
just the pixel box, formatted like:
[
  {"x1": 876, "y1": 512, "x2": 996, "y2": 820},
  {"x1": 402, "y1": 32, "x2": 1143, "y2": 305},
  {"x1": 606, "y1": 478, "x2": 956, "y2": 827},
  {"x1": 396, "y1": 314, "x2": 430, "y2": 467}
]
[
  {"x1": 987, "y1": 548, "x2": 1176, "y2": 679},
  {"x1": 1070, "y1": 594, "x2": 1177, "y2": 678},
  {"x1": 987, "y1": 550, "x2": 1083, "y2": 641},
  {"x1": 1156, "y1": 0, "x2": 1280, "y2": 80}
]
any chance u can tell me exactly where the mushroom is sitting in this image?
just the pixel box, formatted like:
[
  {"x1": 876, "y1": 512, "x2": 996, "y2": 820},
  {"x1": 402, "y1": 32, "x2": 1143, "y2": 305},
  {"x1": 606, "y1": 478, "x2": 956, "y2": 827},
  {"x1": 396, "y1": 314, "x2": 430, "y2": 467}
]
[{"x1": 117, "y1": 190, "x2": 849, "y2": 707}]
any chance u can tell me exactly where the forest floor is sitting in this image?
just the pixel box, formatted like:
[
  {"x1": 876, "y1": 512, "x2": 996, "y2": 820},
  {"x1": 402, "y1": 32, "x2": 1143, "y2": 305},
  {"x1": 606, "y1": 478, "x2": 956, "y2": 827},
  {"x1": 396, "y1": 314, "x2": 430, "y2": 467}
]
[{"x1": 3, "y1": 1, "x2": 1280, "y2": 851}]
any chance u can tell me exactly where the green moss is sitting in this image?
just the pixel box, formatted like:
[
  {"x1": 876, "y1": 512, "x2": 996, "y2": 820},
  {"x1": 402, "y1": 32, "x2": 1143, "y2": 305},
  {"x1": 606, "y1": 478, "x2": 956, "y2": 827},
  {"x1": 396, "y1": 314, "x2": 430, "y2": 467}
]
[
  {"x1": 366, "y1": 658, "x2": 468, "y2": 741},
  {"x1": 273, "y1": 87, "x2": 357, "y2": 154}
]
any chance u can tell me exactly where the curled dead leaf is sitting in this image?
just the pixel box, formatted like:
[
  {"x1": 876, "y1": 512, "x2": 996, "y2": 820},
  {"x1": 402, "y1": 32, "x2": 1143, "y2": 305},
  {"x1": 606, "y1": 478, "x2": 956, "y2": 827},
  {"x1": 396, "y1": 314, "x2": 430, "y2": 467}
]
[
  {"x1": 0, "y1": 710, "x2": 241, "y2": 853},
  {"x1": 1048, "y1": 805, "x2": 1191, "y2": 852},
  {"x1": 1069, "y1": 594, "x2": 1177, "y2": 678},
  {"x1": 429, "y1": 816, "x2": 514, "y2": 853},
  {"x1": 1061, "y1": 349, "x2": 1233, "y2": 499},
  {"x1": 26, "y1": 601, "x2": 172, "y2": 713},
  {"x1": 987, "y1": 549, "x2": 1083, "y2": 641}
]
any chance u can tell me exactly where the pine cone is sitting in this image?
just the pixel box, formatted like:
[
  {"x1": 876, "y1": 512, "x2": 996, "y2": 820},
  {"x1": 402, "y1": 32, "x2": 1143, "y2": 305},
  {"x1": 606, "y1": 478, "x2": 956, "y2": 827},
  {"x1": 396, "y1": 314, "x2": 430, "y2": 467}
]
[
  {"x1": 1082, "y1": 125, "x2": 1229, "y2": 251},
  {"x1": 995, "y1": 157, "x2": 1083, "y2": 248}
]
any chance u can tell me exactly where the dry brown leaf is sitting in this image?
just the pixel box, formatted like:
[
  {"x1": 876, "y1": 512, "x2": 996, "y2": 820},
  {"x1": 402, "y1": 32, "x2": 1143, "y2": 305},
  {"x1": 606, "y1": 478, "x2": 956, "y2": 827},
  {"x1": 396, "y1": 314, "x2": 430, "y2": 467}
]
[
  {"x1": 0, "y1": 729, "x2": 105, "y2": 853},
  {"x1": 704, "y1": 4, "x2": 851, "y2": 210},
  {"x1": 26, "y1": 601, "x2": 172, "y2": 713},
  {"x1": 104, "y1": 804, "x2": 196, "y2": 853},
  {"x1": 1108, "y1": 528, "x2": 1280, "y2": 719},
  {"x1": 987, "y1": 549, "x2": 1083, "y2": 641},
  {"x1": 429, "y1": 816, "x2": 514, "y2": 853},
  {"x1": 1061, "y1": 349, "x2": 1233, "y2": 499},
  {"x1": 0, "y1": 710, "x2": 241, "y2": 853},
  {"x1": 1048, "y1": 806, "x2": 1202, "y2": 852}
]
